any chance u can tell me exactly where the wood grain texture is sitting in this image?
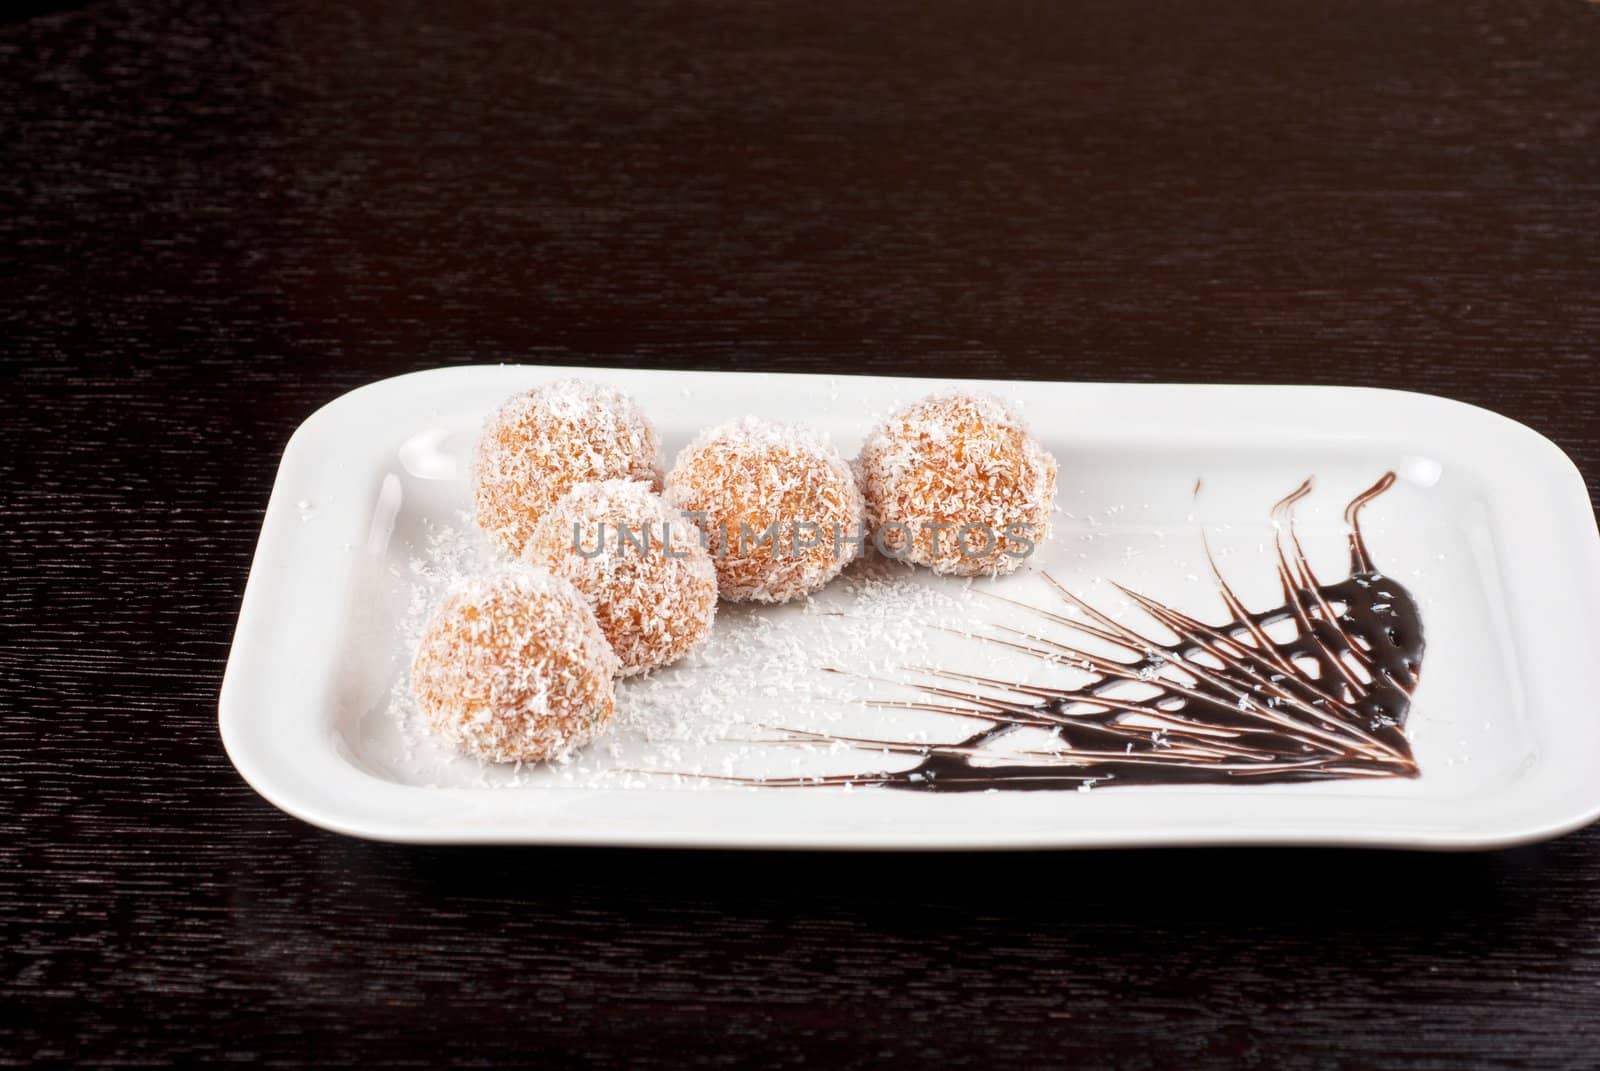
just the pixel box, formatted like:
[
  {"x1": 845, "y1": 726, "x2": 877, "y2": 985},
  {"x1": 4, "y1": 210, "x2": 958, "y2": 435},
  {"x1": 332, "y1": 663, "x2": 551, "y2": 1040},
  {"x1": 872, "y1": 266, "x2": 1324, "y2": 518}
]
[{"x1": 4, "y1": 0, "x2": 1600, "y2": 1066}]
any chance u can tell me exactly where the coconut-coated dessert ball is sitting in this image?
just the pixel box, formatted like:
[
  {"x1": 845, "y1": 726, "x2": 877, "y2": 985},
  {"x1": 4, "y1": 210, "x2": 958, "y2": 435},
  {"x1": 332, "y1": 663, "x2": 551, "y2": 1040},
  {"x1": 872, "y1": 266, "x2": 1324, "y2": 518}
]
[
  {"x1": 411, "y1": 568, "x2": 621, "y2": 763},
  {"x1": 663, "y1": 417, "x2": 864, "y2": 603},
  {"x1": 859, "y1": 392, "x2": 1057, "y2": 577},
  {"x1": 472, "y1": 380, "x2": 661, "y2": 557},
  {"x1": 524, "y1": 479, "x2": 718, "y2": 677}
]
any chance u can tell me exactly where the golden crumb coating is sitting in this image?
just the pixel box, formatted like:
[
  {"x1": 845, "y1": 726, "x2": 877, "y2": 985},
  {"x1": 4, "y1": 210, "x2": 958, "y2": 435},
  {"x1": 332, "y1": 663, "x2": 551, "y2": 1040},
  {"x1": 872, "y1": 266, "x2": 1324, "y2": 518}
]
[
  {"x1": 858, "y1": 392, "x2": 1057, "y2": 576},
  {"x1": 663, "y1": 417, "x2": 864, "y2": 603},
  {"x1": 524, "y1": 479, "x2": 718, "y2": 676},
  {"x1": 410, "y1": 568, "x2": 620, "y2": 763},
  {"x1": 472, "y1": 380, "x2": 661, "y2": 557}
]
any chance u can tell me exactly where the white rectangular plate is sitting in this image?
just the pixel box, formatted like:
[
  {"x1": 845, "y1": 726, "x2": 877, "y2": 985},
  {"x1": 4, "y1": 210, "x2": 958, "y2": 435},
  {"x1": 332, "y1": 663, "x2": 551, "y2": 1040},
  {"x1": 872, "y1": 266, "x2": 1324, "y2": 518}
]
[{"x1": 220, "y1": 365, "x2": 1600, "y2": 849}]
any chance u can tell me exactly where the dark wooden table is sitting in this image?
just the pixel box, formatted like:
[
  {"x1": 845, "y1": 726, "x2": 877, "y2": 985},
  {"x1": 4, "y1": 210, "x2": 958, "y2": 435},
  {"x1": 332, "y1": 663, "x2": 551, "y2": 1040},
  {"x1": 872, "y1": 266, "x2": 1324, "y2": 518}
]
[{"x1": 6, "y1": 1, "x2": 1600, "y2": 1066}]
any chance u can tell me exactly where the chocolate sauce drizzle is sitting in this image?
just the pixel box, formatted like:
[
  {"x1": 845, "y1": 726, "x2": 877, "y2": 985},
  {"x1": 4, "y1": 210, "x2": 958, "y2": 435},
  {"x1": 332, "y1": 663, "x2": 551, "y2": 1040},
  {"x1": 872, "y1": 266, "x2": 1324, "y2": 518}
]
[{"x1": 751, "y1": 473, "x2": 1424, "y2": 792}]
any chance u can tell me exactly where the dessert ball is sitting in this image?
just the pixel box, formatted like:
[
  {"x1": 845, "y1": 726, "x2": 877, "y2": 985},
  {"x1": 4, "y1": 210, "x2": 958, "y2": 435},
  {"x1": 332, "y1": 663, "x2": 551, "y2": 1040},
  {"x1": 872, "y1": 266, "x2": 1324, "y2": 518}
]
[
  {"x1": 859, "y1": 392, "x2": 1057, "y2": 576},
  {"x1": 472, "y1": 380, "x2": 661, "y2": 557},
  {"x1": 663, "y1": 417, "x2": 864, "y2": 603},
  {"x1": 524, "y1": 479, "x2": 718, "y2": 676},
  {"x1": 411, "y1": 568, "x2": 620, "y2": 764}
]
